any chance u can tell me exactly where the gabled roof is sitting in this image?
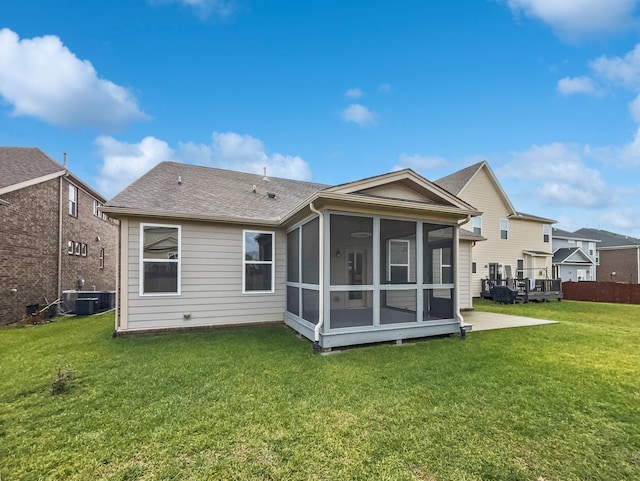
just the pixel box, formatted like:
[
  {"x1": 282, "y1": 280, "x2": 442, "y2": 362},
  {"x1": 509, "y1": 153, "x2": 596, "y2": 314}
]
[
  {"x1": 552, "y1": 227, "x2": 600, "y2": 242},
  {"x1": 553, "y1": 247, "x2": 593, "y2": 265},
  {"x1": 435, "y1": 160, "x2": 555, "y2": 224},
  {"x1": 573, "y1": 228, "x2": 640, "y2": 248},
  {"x1": 0, "y1": 146, "x2": 106, "y2": 202},
  {"x1": 322, "y1": 168, "x2": 479, "y2": 213},
  {"x1": 105, "y1": 162, "x2": 327, "y2": 224},
  {"x1": 435, "y1": 161, "x2": 485, "y2": 197},
  {"x1": 104, "y1": 162, "x2": 480, "y2": 225},
  {"x1": 0, "y1": 147, "x2": 65, "y2": 190}
]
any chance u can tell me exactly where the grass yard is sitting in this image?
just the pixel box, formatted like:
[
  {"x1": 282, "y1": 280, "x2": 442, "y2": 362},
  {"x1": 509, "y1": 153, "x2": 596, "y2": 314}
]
[{"x1": 1, "y1": 301, "x2": 639, "y2": 480}]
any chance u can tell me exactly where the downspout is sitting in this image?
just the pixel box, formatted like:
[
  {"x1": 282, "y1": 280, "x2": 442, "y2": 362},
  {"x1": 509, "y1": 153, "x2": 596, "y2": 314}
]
[
  {"x1": 57, "y1": 176, "x2": 64, "y2": 299},
  {"x1": 456, "y1": 215, "x2": 472, "y2": 339},
  {"x1": 309, "y1": 201, "x2": 324, "y2": 353}
]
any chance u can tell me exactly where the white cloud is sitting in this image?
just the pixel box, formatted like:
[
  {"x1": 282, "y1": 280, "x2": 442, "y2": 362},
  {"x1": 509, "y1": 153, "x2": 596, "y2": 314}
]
[
  {"x1": 500, "y1": 142, "x2": 610, "y2": 208},
  {"x1": 341, "y1": 103, "x2": 377, "y2": 126},
  {"x1": 97, "y1": 132, "x2": 313, "y2": 197},
  {"x1": 557, "y1": 75, "x2": 601, "y2": 96},
  {"x1": 150, "y1": 0, "x2": 235, "y2": 17},
  {"x1": 590, "y1": 44, "x2": 640, "y2": 89},
  {"x1": 393, "y1": 153, "x2": 448, "y2": 172},
  {"x1": 345, "y1": 88, "x2": 364, "y2": 99},
  {"x1": 505, "y1": 0, "x2": 638, "y2": 39},
  {"x1": 0, "y1": 28, "x2": 148, "y2": 130},
  {"x1": 378, "y1": 83, "x2": 392, "y2": 93},
  {"x1": 590, "y1": 126, "x2": 640, "y2": 166},
  {"x1": 181, "y1": 131, "x2": 313, "y2": 181},
  {"x1": 96, "y1": 136, "x2": 174, "y2": 197}
]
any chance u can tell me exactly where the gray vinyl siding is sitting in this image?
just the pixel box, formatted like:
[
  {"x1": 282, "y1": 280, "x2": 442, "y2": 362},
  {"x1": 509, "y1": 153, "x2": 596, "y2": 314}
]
[{"x1": 124, "y1": 218, "x2": 286, "y2": 331}]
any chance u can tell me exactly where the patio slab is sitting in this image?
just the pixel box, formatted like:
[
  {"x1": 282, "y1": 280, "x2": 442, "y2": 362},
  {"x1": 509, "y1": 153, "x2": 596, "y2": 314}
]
[{"x1": 462, "y1": 310, "x2": 558, "y2": 331}]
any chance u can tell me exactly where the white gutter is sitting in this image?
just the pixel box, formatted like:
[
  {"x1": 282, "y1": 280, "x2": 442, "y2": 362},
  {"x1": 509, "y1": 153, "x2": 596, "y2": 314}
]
[
  {"x1": 456, "y1": 215, "x2": 472, "y2": 336},
  {"x1": 308, "y1": 201, "x2": 324, "y2": 350}
]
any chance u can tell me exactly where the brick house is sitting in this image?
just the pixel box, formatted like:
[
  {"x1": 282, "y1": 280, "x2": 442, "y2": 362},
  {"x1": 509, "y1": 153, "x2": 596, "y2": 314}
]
[
  {"x1": 573, "y1": 228, "x2": 640, "y2": 284},
  {"x1": 0, "y1": 147, "x2": 118, "y2": 324}
]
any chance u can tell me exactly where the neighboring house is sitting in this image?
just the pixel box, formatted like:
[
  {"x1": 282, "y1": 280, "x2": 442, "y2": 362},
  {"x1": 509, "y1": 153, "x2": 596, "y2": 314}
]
[
  {"x1": 103, "y1": 162, "x2": 482, "y2": 349},
  {"x1": 573, "y1": 228, "x2": 640, "y2": 284},
  {"x1": 435, "y1": 161, "x2": 556, "y2": 298},
  {"x1": 0, "y1": 147, "x2": 118, "y2": 324},
  {"x1": 551, "y1": 228, "x2": 599, "y2": 282}
]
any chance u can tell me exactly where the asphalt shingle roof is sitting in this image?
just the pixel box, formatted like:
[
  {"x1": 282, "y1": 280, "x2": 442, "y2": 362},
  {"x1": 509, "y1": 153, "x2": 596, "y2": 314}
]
[
  {"x1": 573, "y1": 228, "x2": 640, "y2": 248},
  {"x1": 0, "y1": 147, "x2": 64, "y2": 190},
  {"x1": 106, "y1": 162, "x2": 329, "y2": 222},
  {"x1": 552, "y1": 247, "x2": 591, "y2": 264},
  {"x1": 434, "y1": 161, "x2": 484, "y2": 195}
]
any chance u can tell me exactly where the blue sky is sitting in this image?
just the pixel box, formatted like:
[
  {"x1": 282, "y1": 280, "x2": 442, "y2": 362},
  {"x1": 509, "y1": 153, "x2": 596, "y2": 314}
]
[{"x1": 2, "y1": 1, "x2": 640, "y2": 236}]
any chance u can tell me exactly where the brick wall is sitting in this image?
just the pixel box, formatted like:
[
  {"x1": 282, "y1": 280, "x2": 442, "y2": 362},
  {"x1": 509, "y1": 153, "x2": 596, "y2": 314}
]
[
  {"x1": 596, "y1": 248, "x2": 639, "y2": 284},
  {"x1": 0, "y1": 179, "x2": 60, "y2": 324},
  {"x1": 0, "y1": 177, "x2": 119, "y2": 325},
  {"x1": 60, "y1": 178, "x2": 118, "y2": 293}
]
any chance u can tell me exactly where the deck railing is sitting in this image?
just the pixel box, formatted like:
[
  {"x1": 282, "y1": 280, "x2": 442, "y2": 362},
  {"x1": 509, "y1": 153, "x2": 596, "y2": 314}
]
[{"x1": 481, "y1": 278, "x2": 563, "y2": 303}]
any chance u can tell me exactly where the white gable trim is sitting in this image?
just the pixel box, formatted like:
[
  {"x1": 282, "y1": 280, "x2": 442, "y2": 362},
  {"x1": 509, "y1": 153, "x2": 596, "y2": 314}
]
[
  {"x1": 458, "y1": 162, "x2": 517, "y2": 215},
  {"x1": 0, "y1": 170, "x2": 66, "y2": 195}
]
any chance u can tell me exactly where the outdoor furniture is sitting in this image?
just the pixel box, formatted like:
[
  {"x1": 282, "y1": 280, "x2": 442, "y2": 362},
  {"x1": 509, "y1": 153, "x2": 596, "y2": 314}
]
[{"x1": 490, "y1": 285, "x2": 518, "y2": 304}]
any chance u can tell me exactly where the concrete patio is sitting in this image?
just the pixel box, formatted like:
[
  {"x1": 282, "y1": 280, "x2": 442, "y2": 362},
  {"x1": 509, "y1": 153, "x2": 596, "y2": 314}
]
[{"x1": 462, "y1": 310, "x2": 558, "y2": 331}]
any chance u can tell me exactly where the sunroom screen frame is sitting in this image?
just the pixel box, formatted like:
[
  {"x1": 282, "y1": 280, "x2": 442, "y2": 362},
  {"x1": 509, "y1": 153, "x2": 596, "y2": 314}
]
[{"x1": 284, "y1": 209, "x2": 461, "y2": 348}]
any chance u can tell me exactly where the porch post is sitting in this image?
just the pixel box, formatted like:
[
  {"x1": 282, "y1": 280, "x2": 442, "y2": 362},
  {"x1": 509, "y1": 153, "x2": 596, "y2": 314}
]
[{"x1": 372, "y1": 217, "x2": 380, "y2": 327}]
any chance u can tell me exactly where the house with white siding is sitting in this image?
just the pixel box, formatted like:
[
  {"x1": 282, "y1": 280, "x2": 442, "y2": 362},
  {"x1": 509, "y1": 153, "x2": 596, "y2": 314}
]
[
  {"x1": 551, "y1": 228, "x2": 599, "y2": 282},
  {"x1": 103, "y1": 162, "x2": 482, "y2": 349},
  {"x1": 436, "y1": 161, "x2": 556, "y2": 299}
]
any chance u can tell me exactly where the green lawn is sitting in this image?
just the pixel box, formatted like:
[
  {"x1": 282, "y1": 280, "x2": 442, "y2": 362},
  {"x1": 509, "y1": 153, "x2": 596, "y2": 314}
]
[{"x1": 1, "y1": 301, "x2": 639, "y2": 480}]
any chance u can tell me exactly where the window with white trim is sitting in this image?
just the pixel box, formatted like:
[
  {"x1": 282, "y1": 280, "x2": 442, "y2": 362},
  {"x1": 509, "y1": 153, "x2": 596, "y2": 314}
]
[
  {"x1": 543, "y1": 224, "x2": 551, "y2": 243},
  {"x1": 81, "y1": 243, "x2": 87, "y2": 257},
  {"x1": 67, "y1": 241, "x2": 74, "y2": 255},
  {"x1": 68, "y1": 185, "x2": 77, "y2": 217},
  {"x1": 243, "y1": 230, "x2": 274, "y2": 293},
  {"x1": 99, "y1": 248, "x2": 105, "y2": 269},
  {"x1": 388, "y1": 239, "x2": 410, "y2": 283},
  {"x1": 140, "y1": 224, "x2": 181, "y2": 295},
  {"x1": 500, "y1": 219, "x2": 508, "y2": 240},
  {"x1": 517, "y1": 259, "x2": 524, "y2": 279},
  {"x1": 472, "y1": 216, "x2": 482, "y2": 236}
]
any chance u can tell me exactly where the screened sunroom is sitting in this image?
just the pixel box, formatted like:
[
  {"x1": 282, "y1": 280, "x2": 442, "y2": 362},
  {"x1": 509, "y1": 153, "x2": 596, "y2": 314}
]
[{"x1": 284, "y1": 211, "x2": 461, "y2": 349}]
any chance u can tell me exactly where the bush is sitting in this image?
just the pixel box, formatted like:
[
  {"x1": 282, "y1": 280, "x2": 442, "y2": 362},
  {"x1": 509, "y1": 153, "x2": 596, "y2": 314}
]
[{"x1": 51, "y1": 364, "x2": 76, "y2": 395}]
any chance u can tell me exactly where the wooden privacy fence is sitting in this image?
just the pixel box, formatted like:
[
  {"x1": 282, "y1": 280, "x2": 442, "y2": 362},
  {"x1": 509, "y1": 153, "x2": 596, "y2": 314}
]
[{"x1": 562, "y1": 281, "x2": 640, "y2": 305}]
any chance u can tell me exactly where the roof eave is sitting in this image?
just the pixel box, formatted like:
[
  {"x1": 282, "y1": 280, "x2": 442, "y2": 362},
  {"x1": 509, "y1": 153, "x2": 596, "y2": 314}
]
[
  {"x1": 315, "y1": 192, "x2": 481, "y2": 218},
  {"x1": 101, "y1": 206, "x2": 281, "y2": 227}
]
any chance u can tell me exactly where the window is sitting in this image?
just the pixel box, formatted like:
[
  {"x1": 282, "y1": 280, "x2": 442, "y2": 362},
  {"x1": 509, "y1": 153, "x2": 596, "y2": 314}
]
[
  {"x1": 243, "y1": 230, "x2": 274, "y2": 293},
  {"x1": 93, "y1": 199, "x2": 104, "y2": 218},
  {"x1": 543, "y1": 225, "x2": 551, "y2": 243},
  {"x1": 99, "y1": 248, "x2": 105, "y2": 269},
  {"x1": 595, "y1": 251, "x2": 600, "y2": 265},
  {"x1": 67, "y1": 240, "x2": 73, "y2": 255},
  {"x1": 140, "y1": 224, "x2": 181, "y2": 295},
  {"x1": 388, "y1": 239, "x2": 410, "y2": 283},
  {"x1": 517, "y1": 259, "x2": 524, "y2": 279},
  {"x1": 81, "y1": 243, "x2": 87, "y2": 257},
  {"x1": 472, "y1": 262, "x2": 477, "y2": 274},
  {"x1": 472, "y1": 216, "x2": 482, "y2": 236},
  {"x1": 68, "y1": 185, "x2": 77, "y2": 217},
  {"x1": 74, "y1": 241, "x2": 81, "y2": 256},
  {"x1": 500, "y1": 219, "x2": 508, "y2": 240}
]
